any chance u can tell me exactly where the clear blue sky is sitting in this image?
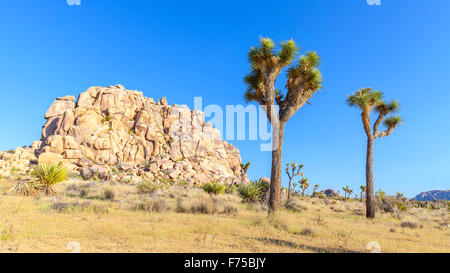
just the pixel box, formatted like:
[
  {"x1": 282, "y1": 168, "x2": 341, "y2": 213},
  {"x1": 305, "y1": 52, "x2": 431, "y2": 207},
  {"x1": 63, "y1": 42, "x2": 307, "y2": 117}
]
[{"x1": 0, "y1": 0, "x2": 449, "y2": 197}]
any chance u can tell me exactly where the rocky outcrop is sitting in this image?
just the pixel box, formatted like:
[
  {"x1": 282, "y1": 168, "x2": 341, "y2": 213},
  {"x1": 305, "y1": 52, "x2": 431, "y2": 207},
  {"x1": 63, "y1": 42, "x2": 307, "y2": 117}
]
[
  {"x1": 324, "y1": 189, "x2": 340, "y2": 198},
  {"x1": 31, "y1": 84, "x2": 243, "y2": 184},
  {"x1": 412, "y1": 190, "x2": 450, "y2": 201}
]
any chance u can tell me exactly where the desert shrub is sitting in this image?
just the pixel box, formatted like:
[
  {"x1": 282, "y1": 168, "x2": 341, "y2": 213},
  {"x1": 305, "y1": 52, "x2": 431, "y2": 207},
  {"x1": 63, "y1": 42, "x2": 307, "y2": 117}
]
[
  {"x1": 175, "y1": 198, "x2": 188, "y2": 213},
  {"x1": 134, "y1": 198, "x2": 167, "y2": 213},
  {"x1": 190, "y1": 197, "x2": 219, "y2": 215},
  {"x1": 73, "y1": 201, "x2": 92, "y2": 210},
  {"x1": 284, "y1": 198, "x2": 304, "y2": 212},
  {"x1": 143, "y1": 161, "x2": 151, "y2": 172},
  {"x1": 298, "y1": 227, "x2": 317, "y2": 237},
  {"x1": 202, "y1": 182, "x2": 225, "y2": 195},
  {"x1": 137, "y1": 180, "x2": 160, "y2": 194},
  {"x1": 401, "y1": 221, "x2": 418, "y2": 229},
  {"x1": 237, "y1": 183, "x2": 261, "y2": 203},
  {"x1": 151, "y1": 198, "x2": 167, "y2": 213},
  {"x1": 247, "y1": 202, "x2": 268, "y2": 212},
  {"x1": 31, "y1": 163, "x2": 68, "y2": 195},
  {"x1": 93, "y1": 205, "x2": 109, "y2": 214},
  {"x1": 65, "y1": 183, "x2": 79, "y2": 194},
  {"x1": 49, "y1": 202, "x2": 70, "y2": 212},
  {"x1": 267, "y1": 215, "x2": 289, "y2": 232},
  {"x1": 223, "y1": 204, "x2": 238, "y2": 215},
  {"x1": 376, "y1": 196, "x2": 409, "y2": 213},
  {"x1": 102, "y1": 188, "x2": 115, "y2": 201}
]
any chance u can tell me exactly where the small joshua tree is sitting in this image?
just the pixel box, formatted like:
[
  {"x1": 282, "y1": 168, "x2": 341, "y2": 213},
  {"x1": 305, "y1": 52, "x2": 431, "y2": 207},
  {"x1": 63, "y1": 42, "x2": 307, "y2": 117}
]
[
  {"x1": 312, "y1": 184, "x2": 320, "y2": 197},
  {"x1": 360, "y1": 185, "x2": 366, "y2": 201},
  {"x1": 240, "y1": 162, "x2": 251, "y2": 182},
  {"x1": 343, "y1": 186, "x2": 353, "y2": 200},
  {"x1": 292, "y1": 182, "x2": 298, "y2": 195},
  {"x1": 285, "y1": 163, "x2": 304, "y2": 200},
  {"x1": 396, "y1": 192, "x2": 404, "y2": 201},
  {"x1": 299, "y1": 178, "x2": 309, "y2": 197},
  {"x1": 347, "y1": 88, "x2": 402, "y2": 218}
]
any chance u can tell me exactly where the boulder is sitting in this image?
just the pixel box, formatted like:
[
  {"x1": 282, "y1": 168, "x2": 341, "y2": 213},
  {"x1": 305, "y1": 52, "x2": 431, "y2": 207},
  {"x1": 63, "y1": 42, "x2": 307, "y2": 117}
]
[
  {"x1": 44, "y1": 100, "x2": 75, "y2": 119},
  {"x1": 38, "y1": 152, "x2": 63, "y2": 165}
]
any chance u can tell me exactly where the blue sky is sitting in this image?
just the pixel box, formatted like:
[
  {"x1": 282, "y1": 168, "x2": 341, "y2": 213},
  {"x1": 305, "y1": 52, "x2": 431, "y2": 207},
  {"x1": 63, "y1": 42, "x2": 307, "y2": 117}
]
[{"x1": 0, "y1": 0, "x2": 449, "y2": 197}]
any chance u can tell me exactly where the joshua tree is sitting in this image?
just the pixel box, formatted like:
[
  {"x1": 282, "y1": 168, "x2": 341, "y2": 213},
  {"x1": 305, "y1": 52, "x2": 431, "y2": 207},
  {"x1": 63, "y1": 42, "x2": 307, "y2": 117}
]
[
  {"x1": 285, "y1": 163, "x2": 304, "y2": 200},
  {"x1": 312, "y1": 184, "x2": 320, "y2": 197},
  {"x1": 244, "y1": 37, "x2": 323, "y2": 213},
  {"x1": 240, "y1": 162, "x2": 251, "y2": 182},
  {"x1": 347, "y1": 88, "x2": 402, "y2": 219},
  {"x1": 343, "y1": 186, "x2": 353, "y2": 200},
  {"x1": 299, "y1": 178, "x2": 310, "y2": 197},
  {"x1": 360, "y1": 185, "x2": 366, "y2": 201},
  {"x1": 292, "y1": 182, "x2": 298, "y2": 195}
]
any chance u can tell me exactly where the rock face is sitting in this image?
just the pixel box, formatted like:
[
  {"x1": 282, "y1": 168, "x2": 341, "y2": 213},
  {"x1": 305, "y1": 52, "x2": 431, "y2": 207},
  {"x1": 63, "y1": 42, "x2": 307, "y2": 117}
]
[
  {"x1": 32, "y1": 85, "x2": 243, "y2": 184},
  {"x1": 412, "y1": 190, "x2": 450, "y2": 201}
]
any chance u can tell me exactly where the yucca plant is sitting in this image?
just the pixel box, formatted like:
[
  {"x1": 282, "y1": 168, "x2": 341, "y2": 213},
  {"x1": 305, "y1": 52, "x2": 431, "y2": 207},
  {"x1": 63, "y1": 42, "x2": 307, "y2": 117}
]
[
  {"x1": 237, "y1": 183, "x2": 262, "y2": 203},
  {"x1": 202, "y1": 182, "x2": 225, "y2": 195},
  {"x1": 31, "y1": 163, "x2": 68, "y2": 195}
]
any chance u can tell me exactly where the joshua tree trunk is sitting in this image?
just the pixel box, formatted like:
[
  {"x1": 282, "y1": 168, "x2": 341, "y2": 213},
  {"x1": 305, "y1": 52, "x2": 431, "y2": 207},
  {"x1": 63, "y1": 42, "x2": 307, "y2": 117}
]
[
  {"x1": 269, "y1": 122, "x2": 285, "y2": 214},
  {"x1": 287, "y1": 178, "x2": 292, "y2": 200},
  {"x1": 366, "y1": 136, "x2": 375, "y2": 219}
]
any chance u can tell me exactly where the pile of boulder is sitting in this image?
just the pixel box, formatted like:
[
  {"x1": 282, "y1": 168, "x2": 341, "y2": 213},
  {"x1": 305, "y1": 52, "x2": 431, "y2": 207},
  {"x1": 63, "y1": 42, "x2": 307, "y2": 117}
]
[{"x1": 1, "y1": 85, "x2": 246, "y2": 185}]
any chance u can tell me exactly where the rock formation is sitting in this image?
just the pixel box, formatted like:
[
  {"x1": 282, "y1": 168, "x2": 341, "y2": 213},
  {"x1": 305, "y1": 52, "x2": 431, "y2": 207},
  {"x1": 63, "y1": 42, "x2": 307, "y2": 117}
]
[
  {"x1": 412, "y1": 190, "x2": 450, "y2": 201},
  {"x1": 1, "y1": 85, "x2": 244, "y2": 184}
]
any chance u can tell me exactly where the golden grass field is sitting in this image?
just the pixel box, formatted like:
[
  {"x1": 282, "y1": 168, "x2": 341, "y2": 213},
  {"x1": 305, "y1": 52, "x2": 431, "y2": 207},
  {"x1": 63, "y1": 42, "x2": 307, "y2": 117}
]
[{"x1": 0, "y1": 178, "x2": 448, "y2": 253}]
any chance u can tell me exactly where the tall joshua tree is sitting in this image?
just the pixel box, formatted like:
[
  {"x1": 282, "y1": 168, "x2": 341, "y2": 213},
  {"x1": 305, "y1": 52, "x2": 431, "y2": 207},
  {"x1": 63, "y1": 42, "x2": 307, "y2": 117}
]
[
  {"x1": 244, "y1": 37, "x2": 322, "y2": 213},
  {"x1": 347, "y1": 88, "x2": 402, "y2": 218}
]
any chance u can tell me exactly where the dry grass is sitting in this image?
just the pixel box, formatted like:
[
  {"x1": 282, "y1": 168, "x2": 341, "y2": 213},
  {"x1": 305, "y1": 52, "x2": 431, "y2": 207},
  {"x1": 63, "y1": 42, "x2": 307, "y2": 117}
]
[{"x1": 0, "y1": 179, "x2": 448, "y2": 253}]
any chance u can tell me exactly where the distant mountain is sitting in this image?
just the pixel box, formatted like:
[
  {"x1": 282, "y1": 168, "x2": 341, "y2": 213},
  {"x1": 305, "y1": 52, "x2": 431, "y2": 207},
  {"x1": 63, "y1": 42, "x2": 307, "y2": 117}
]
[{"x1": 412, "y1": 190, "x2": 450, "y2": 201}]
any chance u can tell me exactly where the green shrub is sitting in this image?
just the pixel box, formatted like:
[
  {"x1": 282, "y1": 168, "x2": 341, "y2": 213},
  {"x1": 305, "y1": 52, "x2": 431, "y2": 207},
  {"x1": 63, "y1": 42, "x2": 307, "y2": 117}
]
[
  {"x1": 31, "y1": 163, "x2": 68, "y2": 195},
  {"x1": 237, "y1": 183, "x2": 261, "y2": 203},
  {"x1": 202, "y1": 182, "x2": 225, "y2": 195},
  {"x1": 137, "y1": 180, "x2": 160, "y2": 194}
]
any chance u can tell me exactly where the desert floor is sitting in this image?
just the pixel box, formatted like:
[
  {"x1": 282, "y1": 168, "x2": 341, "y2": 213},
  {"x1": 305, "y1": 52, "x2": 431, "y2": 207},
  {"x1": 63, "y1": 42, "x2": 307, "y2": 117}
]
[{"x1": 0, "y1": 179, "x2": 448, "y2": 253}]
